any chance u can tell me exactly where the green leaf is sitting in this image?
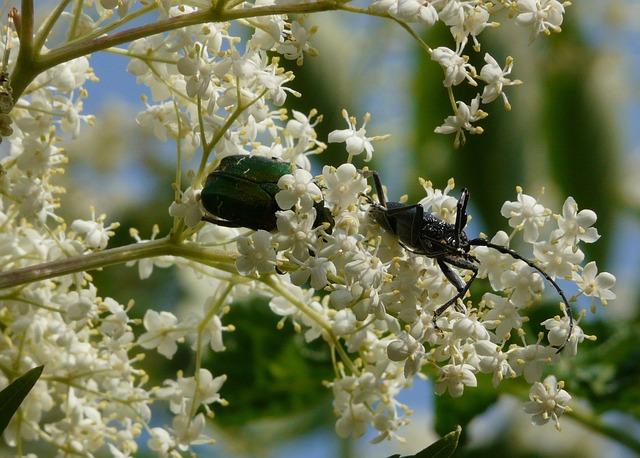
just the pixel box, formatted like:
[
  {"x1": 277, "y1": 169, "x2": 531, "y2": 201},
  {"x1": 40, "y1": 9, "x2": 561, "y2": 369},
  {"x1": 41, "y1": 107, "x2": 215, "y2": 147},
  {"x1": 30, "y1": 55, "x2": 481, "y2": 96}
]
[
  {"x1": 388, "y1": 426, "x2": 462, "y2": 458},
  {"x1": 541, "y1": 18, "x2": 618, "y2": 266},
  {"x1": 434, "y1": 374, "x2": 497, "y2": 444},
  {"x1": 0, "y1": 365, "x2": 44, "y2": 434},
  {"x1": 204, "y1": 296, "x2": 334, "y2": 429}
]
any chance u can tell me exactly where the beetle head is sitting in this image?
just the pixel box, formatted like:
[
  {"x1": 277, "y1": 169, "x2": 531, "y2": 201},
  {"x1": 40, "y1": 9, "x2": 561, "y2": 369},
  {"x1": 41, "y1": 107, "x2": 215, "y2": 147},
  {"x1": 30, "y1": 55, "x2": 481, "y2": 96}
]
[{"x1": 368, "y1": 203, "x2": 395, "y2": 233}]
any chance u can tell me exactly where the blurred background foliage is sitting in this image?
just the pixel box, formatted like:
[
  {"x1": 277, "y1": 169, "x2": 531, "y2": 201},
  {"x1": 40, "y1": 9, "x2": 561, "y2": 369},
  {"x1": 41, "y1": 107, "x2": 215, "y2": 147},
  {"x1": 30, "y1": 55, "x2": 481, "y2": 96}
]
[{"x1": 52, "y1": 1, "x2": 640, "y2": 457}]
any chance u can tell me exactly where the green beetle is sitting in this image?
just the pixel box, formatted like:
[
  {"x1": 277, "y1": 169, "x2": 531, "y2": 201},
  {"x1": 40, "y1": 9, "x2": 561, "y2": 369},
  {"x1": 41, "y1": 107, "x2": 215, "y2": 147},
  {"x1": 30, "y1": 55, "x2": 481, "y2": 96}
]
[{"x1": 201, "y1": 154, "x2": 334, "y2": 231}]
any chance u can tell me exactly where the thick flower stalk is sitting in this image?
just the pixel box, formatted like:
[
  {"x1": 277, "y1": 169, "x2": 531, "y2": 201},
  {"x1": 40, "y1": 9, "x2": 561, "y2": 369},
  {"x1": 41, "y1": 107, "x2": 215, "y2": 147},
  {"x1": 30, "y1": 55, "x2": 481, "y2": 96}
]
[{"x1": 0, "y1": 0, "x2": 613, "y2": 456}]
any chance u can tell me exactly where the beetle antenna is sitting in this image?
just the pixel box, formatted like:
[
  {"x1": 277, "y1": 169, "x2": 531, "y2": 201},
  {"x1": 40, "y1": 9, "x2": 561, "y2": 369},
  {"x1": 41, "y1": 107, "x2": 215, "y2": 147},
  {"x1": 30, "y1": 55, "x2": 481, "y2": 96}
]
[
  {"x1": 454, "y1": 188, "x2": 469, "y2": 247},
  {"x1": 469, "y1": 238, "x2": 573, "y2": 353},
  {"x1": 362, "y1": 170, "x2": 388, "y2": 208}
]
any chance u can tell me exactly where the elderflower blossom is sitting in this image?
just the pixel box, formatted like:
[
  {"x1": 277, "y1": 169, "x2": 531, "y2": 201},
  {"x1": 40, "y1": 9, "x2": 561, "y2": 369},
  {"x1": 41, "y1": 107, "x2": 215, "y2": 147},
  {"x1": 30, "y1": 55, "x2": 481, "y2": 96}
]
[
  {"x1": 434, "y1": 95, "x2": 487, "y2": 147},
  {"x1": 516, "y1": 0, "x2": 567, "y2": 41},
  {"x1": 524, "y1": 375, "x2": 572, "y2": 429},
  {"x1": 138, "y1": 310, "x2": 186, "y2": 358},
  {"x1": 328, "y1": 110, "x2": 387, "y2": 161},
  {"x1": 501, "y1": 189, "x2": 550, "y2": 243},
  {"x1": 71, "y1": 208, "x2": 119, "y2": 250}
]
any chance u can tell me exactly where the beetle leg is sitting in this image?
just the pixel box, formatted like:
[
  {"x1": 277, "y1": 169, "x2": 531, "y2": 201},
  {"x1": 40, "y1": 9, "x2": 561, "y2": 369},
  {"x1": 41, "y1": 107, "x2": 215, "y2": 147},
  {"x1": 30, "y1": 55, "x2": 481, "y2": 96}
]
[
  {"x1": 454, "y1": 188, "x2": 469, "y2": 248},
  {"x1": 432, "y1": 257, "x2": 479, "y2": 325}
]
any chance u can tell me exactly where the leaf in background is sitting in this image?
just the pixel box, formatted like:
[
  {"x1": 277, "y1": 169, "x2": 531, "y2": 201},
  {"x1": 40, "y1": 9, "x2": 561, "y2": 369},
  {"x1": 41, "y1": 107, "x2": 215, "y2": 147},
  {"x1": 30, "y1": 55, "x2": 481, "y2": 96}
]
[
  {"x1": 541, "y1": 17, "x2": 618, "y2": 267},
  {"x1": 567, "y1": 322, "x2": 640, "y2": 418},
  {"x1": 433, "y1": 374, "x2": 498, "y2": 446},
  {"x1": 0, "y1": 365, "x2": 44, "y2": 434},
  {"x1": 388, "y1": 426, "x2": 461, "y2": 458},
  {"x1": 203, "y1": 295, "x2": 335, "y2": 453}
]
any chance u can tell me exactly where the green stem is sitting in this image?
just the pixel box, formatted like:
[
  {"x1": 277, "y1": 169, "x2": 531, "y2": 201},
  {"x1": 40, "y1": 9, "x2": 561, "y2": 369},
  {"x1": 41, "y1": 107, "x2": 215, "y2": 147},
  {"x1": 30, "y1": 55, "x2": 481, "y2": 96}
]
[
  {"x1": 33, "y1": 0, "x2": 72, "y2": 52},
  {"x1": 39, "y1": 2, "x2": 338, "y2": 69},
  {"x1": 0, "y1": 238, "x2": 172, "y2": 289},
  {"x1": 566, "y1": 407, "x2": 640, "y2": 455},
  {"x1": 68, "y1": 0, "x2": 84, "y2": 41},
  {"x1": 62, "y1": 2, "x2": 158, "y2": 50},
  {"x1": 0, "y1": 237, "x2": 238, "y2": 290},
  {"x1": 19, "y1": 0, "x2": 34, "y2": 58}
]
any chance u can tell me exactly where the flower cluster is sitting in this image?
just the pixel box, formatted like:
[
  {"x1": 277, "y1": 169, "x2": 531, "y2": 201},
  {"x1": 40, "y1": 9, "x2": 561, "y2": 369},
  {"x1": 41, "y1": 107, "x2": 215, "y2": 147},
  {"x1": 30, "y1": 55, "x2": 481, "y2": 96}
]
[
  {"x1": 421, "y1": 0, "x2": 569, "y2": 146},
  {"x1": 0, "y1": 0, "x2": 607, "y2": 456},
  {"x1": 221, "y1": 162, "x2": 609, "y2": 441}
]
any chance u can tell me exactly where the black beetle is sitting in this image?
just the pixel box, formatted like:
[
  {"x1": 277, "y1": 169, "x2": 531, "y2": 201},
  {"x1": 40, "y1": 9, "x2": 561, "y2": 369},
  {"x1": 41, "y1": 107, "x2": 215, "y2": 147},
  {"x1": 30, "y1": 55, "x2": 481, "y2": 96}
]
[
  {"x1": 201, "y1": 155, "x2": 333, "y2": 231},
  {"x1": 365, "y1": 170, "x2": 573, "y2": 351}
]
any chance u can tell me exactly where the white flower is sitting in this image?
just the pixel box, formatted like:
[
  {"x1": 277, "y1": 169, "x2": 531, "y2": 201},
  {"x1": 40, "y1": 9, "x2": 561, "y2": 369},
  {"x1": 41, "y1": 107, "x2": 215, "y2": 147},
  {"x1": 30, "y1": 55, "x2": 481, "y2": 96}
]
[
  {"x1": 173, "y1": 413, "x2": 209, "y2": 450},
  {"x1": 450, "y1": 6, "x2": 491, "y2": 49},
  {"x1": 99, "y1": 297, "x2": 130, "y2": 339},
  {"x1": 344, "y1": 251, "x2": 386, "y2": 287},
  {"x1": 435, "y1": 364, "x2": 477, "y2": 397},
  {"x1": 509, "y1": 344, "x2": 556, "y2": 383},
  {"x1": 58, "y1": 286, "x2": 98, "y2": 322},
  {"x1": 516, "y1": 0, "x2": 566, "y2": 41},
  {"x1": 473, "y1": 231, "x2": 512, "y2": 290},
  {"x1": 524, "y1": 375, "x2": 571, "y2": 429},
  {"x1": 328, "y1": 110, "x2": 385, "y2": 161},
  {"x1": 500, "y1": 261, "x2": 544, "y2": 305},
  {"x1": 479, "y1": 54, "x2": 521, "y2": 109},
  {"x1": 481, "y1": 293, "x2": 526, "y2": 341},
  {"x1": 332, "y1": 309, "x2": 357, "y2": 336},
  {"x1": 236, "y1": 230, "x2": 276, "y2": 275},
  {"x1": 257, "y1": 64, "x2": 299, "y2": 106},
  {"x1": 15, "y1": 136, "x2": 59, "y2": 175},
  {"x1": 533, "y1": 238, "x2": 584, "y2": 278},
  {"x1": 335, "y1": 403, "x2": 372, "y2": 438},
  {"x1": 269, "y1": 284, "x2": 311, "y2": 316},
  {"x1": 71, "y1": 209, "x2": 119, "y2": 250},
  {"x1": 147, "y1": 428, "x2": 174, "y2": 454},
  {"x1": 556, "y1": 197, "x2": 600, "y2": 247},
  {"x1": 290, "y1": 256, "x2": 336, "y2": 290},
  {"x1": 138, "y1": 310, "x2": 185, "y2": 358},
  {"x1": 431, "y1": 46, "x2": 477, "y2": 87},
  {"x1": 275, "y1": 169, "x2": 323, "y2": 211},
  {"x1": 418, "y1": 178, "x2": 458, "y2": 221},
  {"x1": 500, "y1": 190, "x2": 549, "y2": 242},
  {"x1": 276, "y1": 21, "x2": 318, "y2": 65},
  {"x1": 451, "y1": 312, "x2": 490, "y2": 340},
  {"x1": 371, "y1": 0, "x2": 438, "y2": 25},
  {"x1": 574, "y1": 262, "x2": 616, "y2": 304},
  {"x1": 285, "y1": 109, "x2": 324, "y2": 148},
  {"x1": 192, "y1": 369, "x2": 227, "y2": 409},
  {"x1": 177, "y1": 50, "x2": 214, "y2": 99},
  {"x1": 438, "y1": 0, "x2": 465, "y2": 27},
  {"x1": 199, "y1": 313, "x2": 226, "y2": 352},
  {"x1": 475, "y1": 340, "x2": 516, "y2": 387},
  {"x1": 542, "y1": 316, "x2": 586, "y2": 356},
  {"x1": 275, "y1": 209, "x2": 317, "y2": 260},
  {"x1": 434, "y1": 95, "x2": 486, "y2": 148},
  {"x1": 169, "y1": 187, "x2": 203, "y2": 228},
  {"x1": 322, "y1": 163, "x2": 367, "y2": 211},
  {"x1": 387, "y1": 331, "x2": 426, "y2": 378}
]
